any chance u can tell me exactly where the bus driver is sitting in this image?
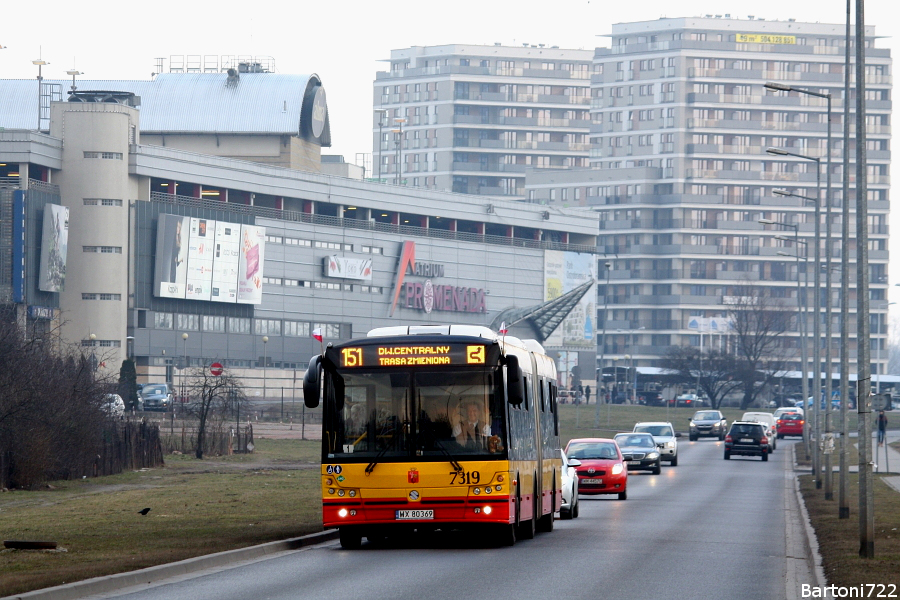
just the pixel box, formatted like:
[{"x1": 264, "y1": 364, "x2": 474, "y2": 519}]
[{"x1": 453, "y1": 400, "x2": 492, "y2": 450}]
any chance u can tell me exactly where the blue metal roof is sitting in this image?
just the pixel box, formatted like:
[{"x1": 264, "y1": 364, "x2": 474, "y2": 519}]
[{"x1": 0, "y1": 72, "x2": 327, "y2": 137}]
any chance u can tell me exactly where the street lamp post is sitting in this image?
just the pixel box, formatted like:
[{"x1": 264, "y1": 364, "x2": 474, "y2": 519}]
[
  {"x1": 766, "y1": 83, "x2": 833, "y2": 497},
  {"x1": 595, "y1": 262, "x2": 612, "y2": 428},
  {"x1": 617, "y1": 327, "x2": 644, "y2": 404},
  {"x1": 262, "y1": 336, "x2": 269, "y2": 403},
  {"x1": 768, "y1": 150, "x2": 824, "y2": 490},
  {"x1": 761, "y1": 216, "x2": 811, "y2": 456},
  {"x1": 374, "y1": 109, "x2": 387, "y2": 181},
  {"x1": 181, "y1": 332, "x2": 188, "y2": 409}
]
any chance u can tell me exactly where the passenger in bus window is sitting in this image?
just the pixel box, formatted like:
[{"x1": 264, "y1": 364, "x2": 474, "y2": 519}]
[{"x1": 453, "y1": 400, "x2": 491, "y2": 450}]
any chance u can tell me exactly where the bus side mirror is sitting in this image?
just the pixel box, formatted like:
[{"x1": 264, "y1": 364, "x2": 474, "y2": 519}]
[
  {"x1": 303, "y1": 355, "x2": 322, "y2": 408},
  {"x1": 506, "y1": 354, "x2": 524, "y2": 406}
]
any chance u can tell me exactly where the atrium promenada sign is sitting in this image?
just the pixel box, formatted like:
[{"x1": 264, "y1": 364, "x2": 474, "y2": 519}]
[{"x1": 388, "y1": 241, "x2": 486, "y2": 317}]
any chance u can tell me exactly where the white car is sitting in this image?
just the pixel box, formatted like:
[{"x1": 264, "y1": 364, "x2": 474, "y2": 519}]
[
  {"x1": 633, "y1": 422, "x2": 679, "y2": 466},
  {"x1": 741, "y1": 412, "x2": 778, "y2": 451},
  {"x1": 104, "y1": 393, "x2": 125, "y2": 417},
  {"x1": 559, "y1": 450, "x2": 580, "y2": 519},
  {"x1": 773, "y1": 406, "x2": 803, "y2": 420}
]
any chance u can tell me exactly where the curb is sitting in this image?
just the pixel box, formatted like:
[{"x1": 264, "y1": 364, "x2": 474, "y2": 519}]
[
  {"x1": 3, "y1": 530, "x2": 339, "y2": 600},
  {"x1": 793, "y1": 473, "x2": 830, "y2": 591}
]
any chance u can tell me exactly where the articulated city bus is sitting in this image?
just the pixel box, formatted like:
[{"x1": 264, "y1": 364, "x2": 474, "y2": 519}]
[{"x1": 303, "y1": 324, "x2": 561, "y2": 548}]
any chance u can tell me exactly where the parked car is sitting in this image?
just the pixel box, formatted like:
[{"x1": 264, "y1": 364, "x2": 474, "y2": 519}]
[
  {"x1": 141, "y1": 383, "x2": 174, "y2": 412},
  {"x1": 559, "y1": 450, "x2": 580, "y2": 519},
  {"x1": 564, "y1": 438, "x2": 628, "y2": 500},
  {"x1": 673, "y1": 393, "x2": 703, "y2": 407},
  {"x1": 103, "y1": 393, "x2": 125, "y2": 417},
  {"x1": 613, "y1": 432, "x2": 661, "y2": 474},
  {"x1": 740, "y1": 412, "x2": 777, "y2": 452},
  {"x1": 776, "y1": 412, "x2": 805, "y2": 439},
  {"x1": 724, "y1": 421, "x2": 770, "y2": 461},
  {"x1": 688, "y1": 410, "x2": 727, "y2": 441},
  {"x1": 633, "y1": 422, "x2": 679, "y2": 466}
]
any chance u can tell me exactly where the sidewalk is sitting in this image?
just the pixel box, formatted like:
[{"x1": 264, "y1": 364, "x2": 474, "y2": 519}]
[{"x1": 874, "y1": 430, "x2": 900, "y2": 492}]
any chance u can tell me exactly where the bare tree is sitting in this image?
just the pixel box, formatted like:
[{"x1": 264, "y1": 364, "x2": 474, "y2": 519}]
[
  {"x1": 727, "y1": 284, "x2": 792, "y2": 410},
  {"x1": 180, "y1": 366, "x2": 246, "y2": 459},
  {"x1": 661, "y1": 346, "x2": 744, "y2": 410},
  {"x1": 0, "y1": 315, "x2": 116, "y2": 487}
]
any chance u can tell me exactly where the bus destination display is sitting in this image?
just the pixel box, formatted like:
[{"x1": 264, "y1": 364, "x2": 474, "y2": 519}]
[{"x1": 340, "y1": 344, "x2": 486, "y2": 368}]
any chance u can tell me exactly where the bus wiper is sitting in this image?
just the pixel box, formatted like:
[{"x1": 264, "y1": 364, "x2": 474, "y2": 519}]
[
  {"x1": 365, "y1": 431, "x2": 397, "y2": 475},
  {"x1": 420, "y1": 423, "x2": 463, "y2": 473}
]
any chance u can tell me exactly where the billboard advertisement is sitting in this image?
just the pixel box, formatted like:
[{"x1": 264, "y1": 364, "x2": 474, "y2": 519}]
[
  {"x1": 237, "y1": 224, "x2": 266, "y2": 304},
  {"x1": 38, "y1": 203, "x2": 69, "y2": 292},
  {"x1": 154, "y1": 215, "x2": 263, "y2": 304},
  {"x1": 323, "y1": 255, "x2": 373, "y2": 281},
  {"x1": 543, "y1": 250, "x2": 596, "y2": 349},
  {"x1": 154, "y1": 214, "x2": 190, "y2": 299}
]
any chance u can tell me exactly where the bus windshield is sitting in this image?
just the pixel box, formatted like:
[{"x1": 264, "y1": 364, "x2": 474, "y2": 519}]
[{"x1": 326, "y1": 367, "x2": 506, "y2": 461}]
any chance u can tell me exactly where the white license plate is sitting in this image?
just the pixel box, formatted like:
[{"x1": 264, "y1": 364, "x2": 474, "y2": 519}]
[
  {"x1": 627, "y1": 460, "x2": 641, "y2": 466},
  {"x1": 582, "y1": 478, "x2": 603, "y2": 484},
  {"x1": 740, "y1": 438, "x2": 754, "y2": 443},
  {"x1": 395, "y1": 509, "x2": 434, "y2": 520}
]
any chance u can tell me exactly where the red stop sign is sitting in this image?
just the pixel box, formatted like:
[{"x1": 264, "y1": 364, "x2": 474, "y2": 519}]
[{"x1": 210, "y1": 362, "x2": 224, "y2": 376}]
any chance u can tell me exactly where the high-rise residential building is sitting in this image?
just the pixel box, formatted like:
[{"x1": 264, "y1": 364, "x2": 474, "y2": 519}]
[
  {"x1": 527, "y1": 16, "x2": 891, "y2": 382},
  {"x1": 373, "y1": 44, "x2": 593, "y2": 199}
]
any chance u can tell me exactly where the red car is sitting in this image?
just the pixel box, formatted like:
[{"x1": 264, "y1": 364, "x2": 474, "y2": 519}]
[
  {"x1": 776, "y1": 412, "x2": 805, "y2": 439},
  {"x1": 564, "y1": 438, "x2": 628, "y2": 500}
]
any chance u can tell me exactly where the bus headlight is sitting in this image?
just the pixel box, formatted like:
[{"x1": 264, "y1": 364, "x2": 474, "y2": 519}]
[
  {"x1": 483, "y1": 506, "x2": 492, "y2": 515},
  {"x1": 338, "y1": 508, "x2": 348, "y2": 518}
]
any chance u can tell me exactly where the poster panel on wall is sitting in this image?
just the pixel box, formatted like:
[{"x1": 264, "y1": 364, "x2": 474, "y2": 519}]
[
  {"x1": 237, "y1": 224, "x2": 266, "y2": 304},
  {"x1": 211, "y1": 221, "x2": 240, "y2": 302},
  {"x1": 544, "y1": 250, "x2": 596, "y2": 349},
  {"x1": 38, "y1": 204, "x2": 69, "y2": 292},
  {"x1": 184, "y1": 218, "x2": 215, "y2": 301},
  {"x1": 154, "y1": 214, "x2": 191, "y2": 298}
]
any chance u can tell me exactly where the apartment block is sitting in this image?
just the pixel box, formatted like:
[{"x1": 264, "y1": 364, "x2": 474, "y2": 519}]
[
  {"x1": 373, "y1": 44, "x2": 593, "y2": 198},
  {"x1": 529, "y1": 16, "x2": 891, "y2": 378}
]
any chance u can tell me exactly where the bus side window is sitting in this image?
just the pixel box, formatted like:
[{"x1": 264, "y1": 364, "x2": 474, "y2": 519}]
[{"x1": 523, "y1": 375, "x2": 530, "y2": 411}]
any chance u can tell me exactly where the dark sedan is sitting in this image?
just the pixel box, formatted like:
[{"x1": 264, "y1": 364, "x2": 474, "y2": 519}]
[
  {"x1": 613, "y1": 432, "x2": 661, "y2": 475},
  {"x1": 688, "y1": 410, "x2": 727, "y2": 441}
]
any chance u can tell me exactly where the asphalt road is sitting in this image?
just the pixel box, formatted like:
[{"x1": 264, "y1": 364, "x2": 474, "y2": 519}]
[{"x1": 76, "y1": 438, "x2": 805, "y2": 600}]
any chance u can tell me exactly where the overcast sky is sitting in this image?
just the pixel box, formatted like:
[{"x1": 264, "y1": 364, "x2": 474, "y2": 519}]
[{"x1": 3, "y1": 0, "x2": 898, "y2": 306}]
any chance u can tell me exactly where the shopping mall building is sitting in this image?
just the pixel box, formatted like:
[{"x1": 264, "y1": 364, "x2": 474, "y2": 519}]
[{"x1": 0, "y1": 67, "x2": 599, "y2": 392}]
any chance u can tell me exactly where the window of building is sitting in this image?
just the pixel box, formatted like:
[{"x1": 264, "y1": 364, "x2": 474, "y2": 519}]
[
  {"x1": 83, "y1": 151, "x2": 123, "y2": 160},
  {"x1": 254, "y1": 319, "x2": 282, "y2": 336},
  {"x1": 83, "y1": 198, "x2": 123, "y2": 206},
  {"x1": 155, "y1": 312, "x2": 173, "y2": 329},
  {"x1": 284, "y1": 321, "x2": 310, "y2": 337},
  {"x1": 176, "y1": 314, "x2": 199, "y2": 331},
  {"x1": 201, "y1": 315, "x2": 226, "y2": 332},
  {"x1": 314, "y1": 323, "x2": 341, "y2": 338},
  {"x1": 228, "y1": 317, "x2": 251, "y2": 334}
]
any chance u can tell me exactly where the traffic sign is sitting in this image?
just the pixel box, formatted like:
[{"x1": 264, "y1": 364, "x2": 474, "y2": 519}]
[{"x1": 210, "y1": 362, "x2": 224, "y2": 376}]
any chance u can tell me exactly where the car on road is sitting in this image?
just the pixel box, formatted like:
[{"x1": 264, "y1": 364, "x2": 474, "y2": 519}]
[
  {"x1": 688, "y1": 410, "x2": 727, "y2": 441},
  {"x1": 141, "y1": 383, "x2": 174, "y2": 412},
  {"x1": 633, "y1": 421, "x2": 679, "y2": 466},
  {"x1": 559, "y1": 450, "x2": 580, "y2": 519},
  {"x1": 613, "y1": 432, "x2": 661, "y2": 474},
  {"x1": 775, "y1": 412, "x2": 805, "y2": 439},
  {"x1": 673, "y1": 393, "x2": 704, "y2": 407},
  {"x1": 740, "y1": 412, "x2": 777, "y2": 452},
  {"x1": 773, "y1": 406, "x2": 803, "y2": 420},
  {"x1": 103, "y1": 393, "x2": 125, "y2": 417},
  {"x1": 724, "y1": 421, "x2": 770, "y2": 461},
  {"x1": 564, "y1": 438, "x2": 628, "y2": 500}
]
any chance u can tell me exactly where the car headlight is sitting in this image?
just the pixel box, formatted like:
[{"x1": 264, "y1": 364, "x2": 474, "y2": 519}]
[
  {"x1": 646, "y1": 452, "x2": 659, "y2": 460},
  {"x1": 611, "y1": 463, "x2": 624, "y2": 475},
  {"x1": 665, "y1": 441, "x2": 675, "y2": 449}
]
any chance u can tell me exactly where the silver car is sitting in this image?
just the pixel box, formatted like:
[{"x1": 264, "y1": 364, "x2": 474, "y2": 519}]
[
  {"x1": 141, "y1": 383, "x2": 174, "y2": 412},
  {"x1": 633, "y1": 422, "x2": 679, "y2": 466},
  {"x1": 559, "y1": 450, "x2": 580, "y2": 519},
  {"x1": 688, "y1": 410, "x2": 727, "y2": 441}
]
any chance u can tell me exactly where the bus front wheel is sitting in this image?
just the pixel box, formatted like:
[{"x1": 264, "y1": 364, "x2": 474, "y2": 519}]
[{"x1": 339, "y1": 527, "x2": 362, "y2": 549}]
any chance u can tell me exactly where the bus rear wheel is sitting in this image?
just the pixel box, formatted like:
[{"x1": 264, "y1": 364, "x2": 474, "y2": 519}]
[{"x1": 339, "y1": 527, "x2": 362, "y2": 549}]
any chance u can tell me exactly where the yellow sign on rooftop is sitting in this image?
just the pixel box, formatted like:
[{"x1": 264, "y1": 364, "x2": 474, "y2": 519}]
[{"x1": 736, "y1": 33, "x2": 796, "y2": 45}]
